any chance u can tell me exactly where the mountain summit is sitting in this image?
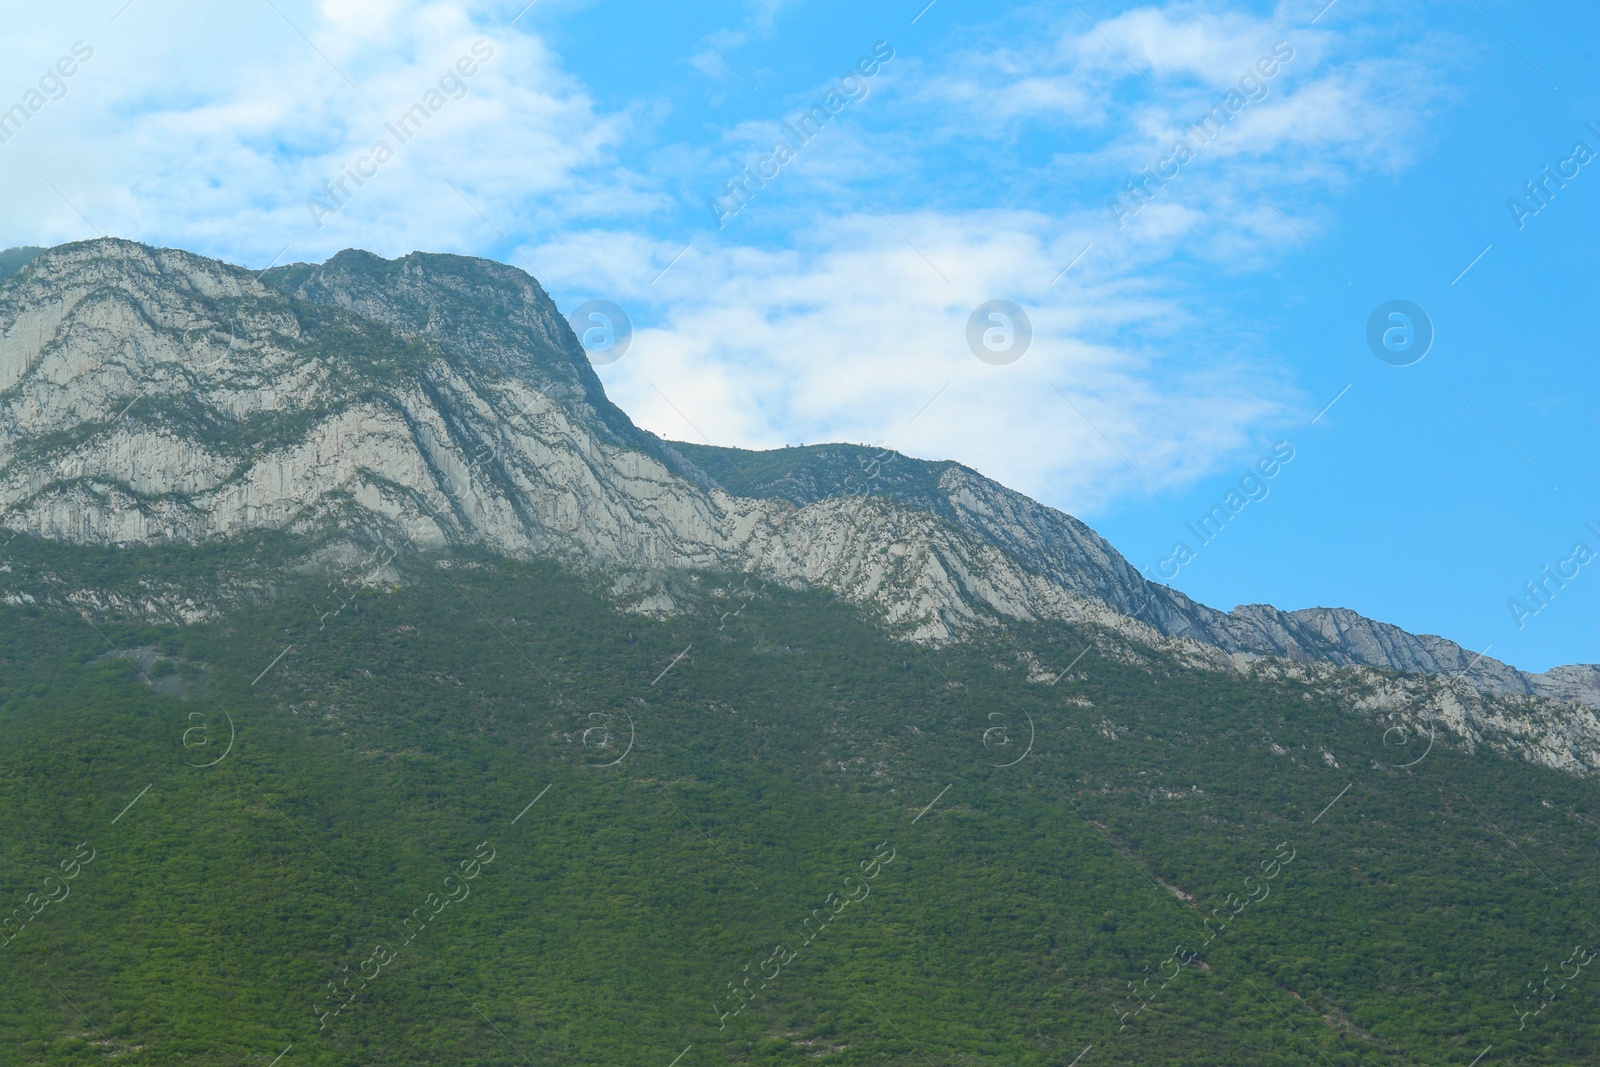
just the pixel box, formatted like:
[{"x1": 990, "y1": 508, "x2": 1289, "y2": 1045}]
[{"x1": 1, "y1": 239, "x2": 1594, "y2": 738}]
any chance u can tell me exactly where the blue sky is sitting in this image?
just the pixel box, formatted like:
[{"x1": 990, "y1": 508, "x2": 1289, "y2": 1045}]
[{"x1": 0, "y1": 0, "x2": 1594, "y2": 671}]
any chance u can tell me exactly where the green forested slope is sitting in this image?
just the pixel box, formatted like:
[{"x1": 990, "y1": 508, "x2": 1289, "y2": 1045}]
[
  {"x1": 671, "y1": 441, "x2": 958, "y2": 510},
  {"x1": 0, "y1": 540, "x2": 1595, "y2": 1066}
]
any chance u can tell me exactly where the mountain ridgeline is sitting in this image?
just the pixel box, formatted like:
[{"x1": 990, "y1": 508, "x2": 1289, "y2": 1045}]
[
  {"x1": 0, "y1": 238, "x2": 1594, "y2": 767},
  {"x1": 1, "y1": 238, "x2": 1599, "y2": 1067}
]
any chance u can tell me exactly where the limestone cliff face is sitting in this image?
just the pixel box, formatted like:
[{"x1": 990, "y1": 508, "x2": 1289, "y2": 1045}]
[
  {"x1": 0, "y1": 238, "x2": 1593, "y2": 747},
  {"x1": 0, "y1": 242, "x2": 1114, "y2": 632}
]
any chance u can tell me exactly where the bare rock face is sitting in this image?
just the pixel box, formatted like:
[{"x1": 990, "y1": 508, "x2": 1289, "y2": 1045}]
[{"x1": 1, "y1": 238, "x2": 1594, "y2": 770}]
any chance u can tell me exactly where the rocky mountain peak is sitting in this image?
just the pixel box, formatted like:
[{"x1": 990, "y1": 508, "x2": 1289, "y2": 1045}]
[
  {"x1": 1, "y1": 239, "x2": 1595, "y2": 754},
  {"x1": 264, "y1": 248, "x2": 570, "y2": 377}
]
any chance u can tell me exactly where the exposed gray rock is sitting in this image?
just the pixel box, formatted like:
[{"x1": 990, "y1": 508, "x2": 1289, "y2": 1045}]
[{"x1": 0, "y1": 238, "x2": 1591, "y2": 750}]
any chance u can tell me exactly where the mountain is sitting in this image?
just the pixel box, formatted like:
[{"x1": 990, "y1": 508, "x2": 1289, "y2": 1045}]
[
  {"x1": 0, "y1": 246, "x2": 45, "y2": 283},
  {"x1": 3, "y1": 239, "x2": 1600, "y2": 1067},
  {"x1": 0, "y1": 238, "x2": 1594, "y2": 764}
]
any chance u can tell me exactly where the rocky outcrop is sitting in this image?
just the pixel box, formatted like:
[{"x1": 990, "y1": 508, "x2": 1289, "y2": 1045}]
[
  {"x1": 677, "y1": 439, "x2": 1594, "y2": 710},
  {"x1": 0, "y1": 238, "x2": 1591, "y2": 733}
]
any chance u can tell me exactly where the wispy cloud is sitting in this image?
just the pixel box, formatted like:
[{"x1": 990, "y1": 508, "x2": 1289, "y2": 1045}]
[
  {"x1": 532, "y1": 210, "x2": 1294, "y2": 514},
  {"x1": 0, "y1": 0, "x2": 1451, "y2": 520}
]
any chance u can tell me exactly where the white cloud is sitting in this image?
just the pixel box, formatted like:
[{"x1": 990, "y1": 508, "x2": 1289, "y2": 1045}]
[
  {"x1": 918, "y1": 2, "x2": 1450, "y2": 184},
  {"x1": 743, "y1": 0, "x2": 799, "y2": 36},
  {"x1": 0, "y1": 0, "x2": 634, "y2": 264},
  {"x1": 531, "y1": 211, "x2": 1295, "y2": 516},
  {"x1": 0, "y1": 0, "x2": 1452, "y2": 523}
]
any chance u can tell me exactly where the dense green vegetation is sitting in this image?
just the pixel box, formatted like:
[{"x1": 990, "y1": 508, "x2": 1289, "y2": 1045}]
[
  {"x1": 0, "y1": 247, "x2": 45, "y2": 285},
  {"x1": 0, "y1": 537, "x2": 1596, "y2": 1065},
  {"x1": 673, "y1": 441, "x2": 958, "y2": 510}
]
